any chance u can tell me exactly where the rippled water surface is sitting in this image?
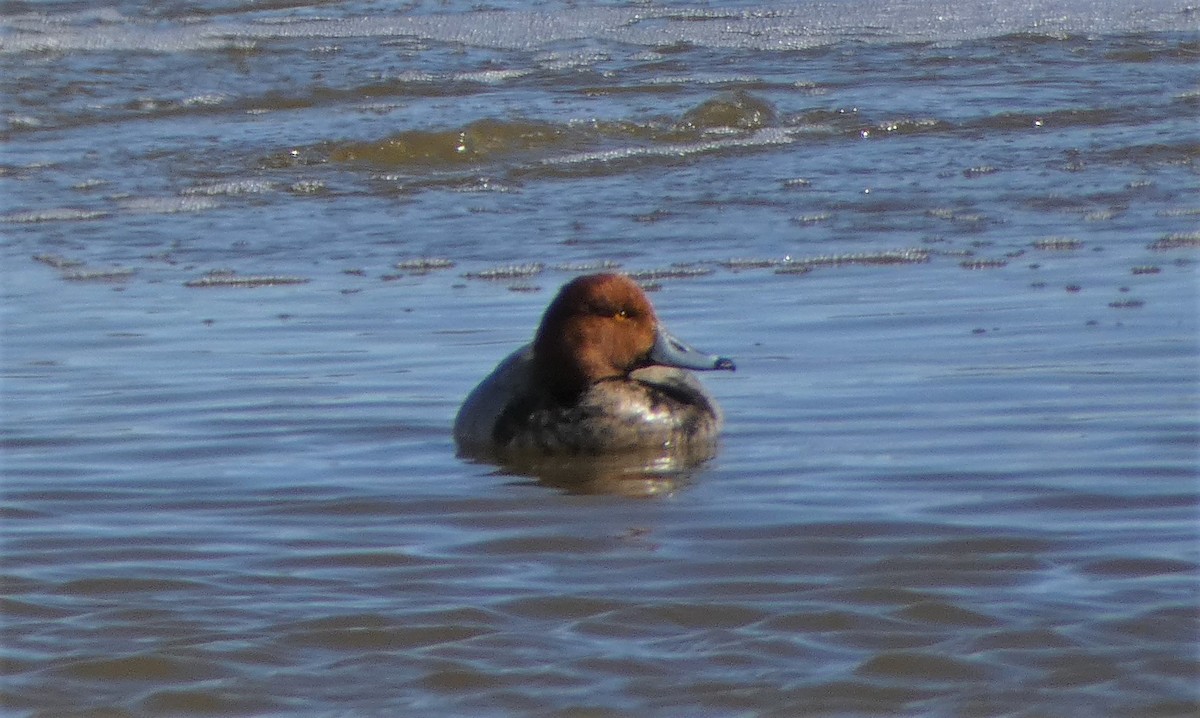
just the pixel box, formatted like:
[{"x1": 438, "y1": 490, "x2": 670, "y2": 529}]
[{"x1": 2, "y1": 1, "x2": 1199, "y2": 716}]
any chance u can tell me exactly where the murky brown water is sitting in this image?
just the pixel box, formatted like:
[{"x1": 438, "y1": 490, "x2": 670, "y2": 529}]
[{"x1": 2, "y1": 1, "x2": 1198, "y2": 716}]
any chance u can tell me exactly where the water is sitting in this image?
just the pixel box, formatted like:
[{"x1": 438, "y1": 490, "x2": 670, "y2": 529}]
[{"x1": 2, "y1": 1, "x2": 1199, "y2": 716}]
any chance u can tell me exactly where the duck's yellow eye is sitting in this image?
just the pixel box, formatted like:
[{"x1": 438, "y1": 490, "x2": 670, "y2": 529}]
[{"x1": 589, "y1": 302, "x2": 633, "y2": 319}]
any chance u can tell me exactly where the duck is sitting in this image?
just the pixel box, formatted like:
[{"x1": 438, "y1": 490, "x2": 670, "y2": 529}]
[{"x1": 454, "y1": 273, "x2": 735, "y2": 464}]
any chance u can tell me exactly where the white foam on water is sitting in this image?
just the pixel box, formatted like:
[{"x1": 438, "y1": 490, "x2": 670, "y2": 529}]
[
  {"x1": 118, "y1": 196, "x2": 221, "y2": 214},
  {"x1": 1, "y1": 1, "x2": 1193, "y2": 54},
  {"x1": 540, "y1": 126, "x2": 796, "y2": 168}
]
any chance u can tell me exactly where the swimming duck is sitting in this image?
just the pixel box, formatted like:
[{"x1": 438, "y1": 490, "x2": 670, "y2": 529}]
[{"x1": 454, "y1": 273, "x2": 734, "y2": 463}]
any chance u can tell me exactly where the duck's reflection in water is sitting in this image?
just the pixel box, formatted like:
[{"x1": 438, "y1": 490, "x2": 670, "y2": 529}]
[{"x1": 486, "y1": 448, "x2": 713, "y2": 497}]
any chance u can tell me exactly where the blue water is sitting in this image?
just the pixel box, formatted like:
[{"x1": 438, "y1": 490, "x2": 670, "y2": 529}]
[{"x1": 2, "y1": 1, "x2": 1198, "y2": 716}]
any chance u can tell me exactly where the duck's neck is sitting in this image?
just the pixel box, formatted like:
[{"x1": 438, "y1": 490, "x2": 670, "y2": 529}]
[{"x1": 534, "y1": 347, "x2": 630, "y2": 405}]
